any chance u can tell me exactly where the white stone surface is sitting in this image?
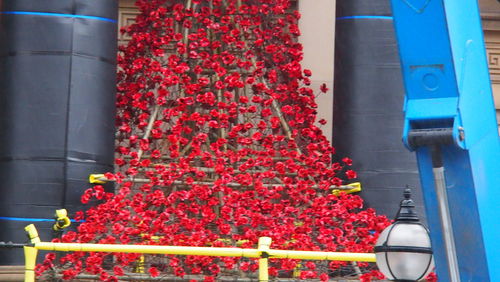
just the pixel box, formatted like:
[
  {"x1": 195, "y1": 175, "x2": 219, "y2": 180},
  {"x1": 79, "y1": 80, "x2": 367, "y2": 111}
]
[{"x1": 298, "y1": 0, "x2": 336, "y2": 143}]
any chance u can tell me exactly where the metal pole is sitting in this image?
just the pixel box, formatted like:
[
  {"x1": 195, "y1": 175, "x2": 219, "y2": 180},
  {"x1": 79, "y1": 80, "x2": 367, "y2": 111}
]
[
  {"x1": 23, "y1": 246, "x2": 37, "y2": 282},
  {"x1": 431, "y1": 146, "x2": 461, "y2": 282},
  {"x1": 258, "y1": 237, "x2": 271, "y2": 282}
]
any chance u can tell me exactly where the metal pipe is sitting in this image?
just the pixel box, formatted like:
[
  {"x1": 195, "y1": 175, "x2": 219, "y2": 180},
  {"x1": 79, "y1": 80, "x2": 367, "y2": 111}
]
[
  {"x1": 432, "y1": 166, "x2": 461, "y2": 282},
  {"x1": 32, "y1": 242, "x2": 377, "y2": 262},
  {"x1": 34, "y1": 242, "x2": 261, "y2": 258},
  {"x1": 258, "y1": 237, "x2": 271, "y2": 282},
  {"x1": 267, "y1": 250, "x2": 376, "y2": 262},
  {"x1": 23, "y1": 247, "x2": 37, "y2": 282},
  {"x1": 431, "y1": 146, "x2": 460, "y2": 282}
]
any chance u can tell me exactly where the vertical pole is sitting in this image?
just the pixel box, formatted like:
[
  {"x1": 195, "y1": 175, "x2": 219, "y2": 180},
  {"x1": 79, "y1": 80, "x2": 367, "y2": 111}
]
[
  {"x1": 430, "y1": 146, "x2": 460, "y2": 282},
  {"x1": 23, "y1": 246, "x2": 37, "y2": 282},
  {"x1": 258, "y1": 237, "x2": 272, "y2": 282}
]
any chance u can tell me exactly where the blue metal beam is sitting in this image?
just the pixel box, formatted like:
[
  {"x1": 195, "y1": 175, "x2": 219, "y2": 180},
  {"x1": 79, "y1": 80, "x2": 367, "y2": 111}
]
[{"x1": 390, "y1": 0, "x2": 500, "y2": 280}]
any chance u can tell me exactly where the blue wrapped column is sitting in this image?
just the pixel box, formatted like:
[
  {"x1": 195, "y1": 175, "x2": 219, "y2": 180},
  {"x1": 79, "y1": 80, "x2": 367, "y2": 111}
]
[
  {"x1": 333, "y1": 0, "x2": 426, "y2": 220},
  {"x1": 0, "y1": 0, "x2": 117, "y2": 264}
]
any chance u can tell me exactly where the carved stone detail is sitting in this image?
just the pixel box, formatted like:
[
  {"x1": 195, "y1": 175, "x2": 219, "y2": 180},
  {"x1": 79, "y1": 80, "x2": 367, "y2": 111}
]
[
  {"x1": 118, "y1": 8, "x2": 140, "y2": 44},
  {"x1": 486, "y1": 44, "x2": 500, "y2": 83},
  {"x1": 484, "y1": 30, "x2": 500, "y2": 121}
]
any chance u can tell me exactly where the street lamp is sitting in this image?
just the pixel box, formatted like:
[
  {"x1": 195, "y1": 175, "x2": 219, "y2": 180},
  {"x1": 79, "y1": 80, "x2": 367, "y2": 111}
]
[{"x1": 374, "y1": 189, "x2": 434, "y2": 281}]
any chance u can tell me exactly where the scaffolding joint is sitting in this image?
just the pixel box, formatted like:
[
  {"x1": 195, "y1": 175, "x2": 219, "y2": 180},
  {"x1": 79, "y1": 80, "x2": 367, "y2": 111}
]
[{"x1": 53, "y1": 209, "x2": 71, "y2": 231}]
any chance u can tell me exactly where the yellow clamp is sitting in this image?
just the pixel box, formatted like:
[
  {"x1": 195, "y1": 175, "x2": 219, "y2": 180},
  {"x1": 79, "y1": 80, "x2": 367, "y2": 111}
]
[
  {"x1": 332, "y1": 182, "x2": 362, "y2": 196},
  {"x1": 293, "y1": 263, "x2": 302, "y2": 278},
  {"x1": 24, "y1": 224, "x2": 41, "y2": 244},
  {"x1": 140, "y1": 233, "x2": 162, "y2": 242},
  {"x1": 215, "y1": 238, "x2": 250, "y2": 247},
  {"x1": 135, "y1": 255, "x2": 145, "y2": 274},
  {"x1": 89, "y1": 174, "x2": 107, "y2": 184},
  {"x1": 53, "y1": 209, "x2": 71, "y2": 231}
]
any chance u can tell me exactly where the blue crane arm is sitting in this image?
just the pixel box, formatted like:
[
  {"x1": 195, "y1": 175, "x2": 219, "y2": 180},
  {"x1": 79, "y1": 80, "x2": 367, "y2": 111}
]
[{"x1": 390, "y1": 0, "x2": 500, "y2": 281}]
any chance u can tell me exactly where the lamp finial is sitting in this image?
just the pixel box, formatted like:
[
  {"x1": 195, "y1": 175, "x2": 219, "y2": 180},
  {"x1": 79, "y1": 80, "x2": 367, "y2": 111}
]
[{"x1": 395, "y1": 188, "x2": 419, "y2": 222}]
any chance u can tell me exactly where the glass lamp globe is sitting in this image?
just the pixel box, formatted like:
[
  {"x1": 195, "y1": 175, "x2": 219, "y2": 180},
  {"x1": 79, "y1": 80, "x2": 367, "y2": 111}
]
[{"x1": 375, "y1": 189, "x2": 434, "y2": 281}]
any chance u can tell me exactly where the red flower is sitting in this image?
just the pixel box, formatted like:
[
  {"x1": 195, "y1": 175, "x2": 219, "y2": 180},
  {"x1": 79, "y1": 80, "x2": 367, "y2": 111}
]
[
  {"x1": 62, "y1": 269, "x2": 78, "y2": 280},
  {"x1": 346, "y1": 170, "x2": 357, "y2": 179},
  {"x1": 342, "y1": 157, "x2": 353, "y2": 166},
  {"x1": 320, "y1": 83, "x2": 329, "y2": 93},
  {"x1": 426, "y1": 272, "x2": 438, "y2": 282},
  {"x1": 149, "y1": 267, "x2": 160, "y2": 277},
  {"x1": 113, "y1": 266, "x2": 124, "y2": 276}
]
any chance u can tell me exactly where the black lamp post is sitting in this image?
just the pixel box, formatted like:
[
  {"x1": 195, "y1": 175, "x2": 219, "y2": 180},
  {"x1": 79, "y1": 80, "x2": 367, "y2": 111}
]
[{"x1": 374, "y1": 189, "x2": 434, "y2": 281}]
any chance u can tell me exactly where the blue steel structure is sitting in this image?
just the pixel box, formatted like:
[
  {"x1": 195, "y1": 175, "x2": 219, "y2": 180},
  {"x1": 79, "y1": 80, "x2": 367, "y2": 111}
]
[{"x1": 389, "y1": 0, "x2": 500, "y2": 281}]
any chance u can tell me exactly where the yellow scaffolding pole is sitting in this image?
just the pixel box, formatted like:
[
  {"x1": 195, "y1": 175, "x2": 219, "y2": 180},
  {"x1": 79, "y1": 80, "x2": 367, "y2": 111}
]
[
  {"x1": 258, "y1": 237, "x2": 271, "y2": 282},
  {"x1": 23, "y1": 247, "x2": 37, "y2": 282},
  {"x1": 266, "y1": 249, "x2": 375, "y2": 261},
  {"x1": 24, "y1": 224, "x2": 376, "y2": 282},
  {"x1": 32, "y1": 242, "x2": 261, "y2": 257}
]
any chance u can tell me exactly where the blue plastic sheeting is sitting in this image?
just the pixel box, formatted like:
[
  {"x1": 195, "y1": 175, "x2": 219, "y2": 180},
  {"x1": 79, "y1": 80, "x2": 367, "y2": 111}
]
[
  {"x1": 0, "y1": 216, "x2": 84, "y2": 223},
  {"x1": 0, "y1": 11, "x2": 117, "y2": 23}
]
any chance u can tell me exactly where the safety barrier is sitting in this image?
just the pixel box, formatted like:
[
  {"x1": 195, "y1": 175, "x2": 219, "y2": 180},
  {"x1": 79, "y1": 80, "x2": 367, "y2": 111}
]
[{"x1": 23, "y1": 224, "x2": 375, "y2": 282}]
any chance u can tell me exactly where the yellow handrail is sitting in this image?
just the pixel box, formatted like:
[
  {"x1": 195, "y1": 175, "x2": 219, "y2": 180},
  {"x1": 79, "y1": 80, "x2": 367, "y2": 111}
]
[
  {"x1": 267, "y1": 249, "x2": 375, "y2": 261},
  {"x1": 24, "y1": 224, "x2": 375, "y2": 282}
]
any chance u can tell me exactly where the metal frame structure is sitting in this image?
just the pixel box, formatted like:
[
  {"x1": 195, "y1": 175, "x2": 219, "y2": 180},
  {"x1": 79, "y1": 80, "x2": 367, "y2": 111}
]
[{"x1": 390, "y1": 0, "x2": 500, "y2": 280}]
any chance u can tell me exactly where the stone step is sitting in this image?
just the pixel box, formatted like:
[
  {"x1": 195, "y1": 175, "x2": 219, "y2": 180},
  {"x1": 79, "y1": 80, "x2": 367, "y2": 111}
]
[{"x1": 0, "y1": 266, "x2": 24, "y2": 281}]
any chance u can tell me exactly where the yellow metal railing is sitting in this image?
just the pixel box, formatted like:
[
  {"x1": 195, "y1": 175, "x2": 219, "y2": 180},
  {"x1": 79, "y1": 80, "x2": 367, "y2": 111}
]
[{"x1": 24, "y1": 224, "x2": 375, "y2": 282}]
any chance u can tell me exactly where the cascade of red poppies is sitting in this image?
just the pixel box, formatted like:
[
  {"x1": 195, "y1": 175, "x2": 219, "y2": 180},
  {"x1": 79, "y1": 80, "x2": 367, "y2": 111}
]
[{"x1": 37, "y1": 0, "x2": 391, "y2": 281}]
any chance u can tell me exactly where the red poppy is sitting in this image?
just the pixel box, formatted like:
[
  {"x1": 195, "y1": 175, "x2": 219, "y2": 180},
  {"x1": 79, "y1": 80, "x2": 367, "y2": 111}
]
[{"x1": 320, "y1": 83, "x2": 329, "y2": 93}]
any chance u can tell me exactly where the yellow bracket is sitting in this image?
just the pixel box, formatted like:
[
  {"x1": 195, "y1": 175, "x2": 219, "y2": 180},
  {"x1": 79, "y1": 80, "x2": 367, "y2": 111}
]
[
  {"x1": 140, "y1": 233, "x2": 163, "y2": 242},
  {"x1": 293, "y1": 263, "x2": 302, "y2": 278},
  {"x1": 215, "y1": 238, "x2": 249, "y2": 247},
  {"x1": 53, "y1": 209, "x2": 71, "y2": 231},
  {"x1": 24, "y1": 224, "x2": 40, "y2": 245},
  {"x1": 332, "y1": 182, "x2": 362, "y2": 196},
  {"x1": 135, "y1": 255, "x2": 145, "y2": 274},
  {"x1": 89, "y1": 174, "x2": 107, "y2": 184}
]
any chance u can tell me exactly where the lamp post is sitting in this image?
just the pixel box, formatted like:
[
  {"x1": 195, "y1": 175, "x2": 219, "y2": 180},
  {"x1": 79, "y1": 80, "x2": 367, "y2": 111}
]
[{"x1": 374, "y1": 189, "x2": 434, "y2": 281}]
